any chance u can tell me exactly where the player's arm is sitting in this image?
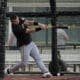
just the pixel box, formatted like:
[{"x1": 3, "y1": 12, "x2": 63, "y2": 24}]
[
  {"x1": 24, "y1": 20, "x2": 47, "y2": 29},
  {"x1": 24, "y1": 20, "x2": 47, "y2": 33},
  {"x1": 25, "y1": 24, "x2": 47, "y2": 33},
  {"x1": 24, "y1": 20, "x2": 35, "y2": 26}
]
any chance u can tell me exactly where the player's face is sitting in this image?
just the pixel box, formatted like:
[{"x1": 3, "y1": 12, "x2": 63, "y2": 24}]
[{"x1": 11, "y1": 17, "x2": 20, "y2": 25}]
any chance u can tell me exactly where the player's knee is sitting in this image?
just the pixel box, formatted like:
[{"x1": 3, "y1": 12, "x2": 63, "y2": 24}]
[
  {"x1": 35, "y1": 58, "x2": 42, "y2": 63},
  {"x1": 21, "y1": 62, "x2": 27, "y2": 66}
]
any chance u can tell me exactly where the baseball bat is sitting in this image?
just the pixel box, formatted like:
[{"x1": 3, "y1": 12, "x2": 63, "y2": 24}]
[
  {"x1": 47, "y1": 25, "x2": 80, "y2": 29},
  {"x1": 28, "y1": 25, "x2": 80, "y2": 29}
]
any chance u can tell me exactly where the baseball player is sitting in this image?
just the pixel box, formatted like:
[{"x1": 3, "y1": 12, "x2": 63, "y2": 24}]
[{"x1": 5, "y1": 14, "x2": 52, "y2": 78}]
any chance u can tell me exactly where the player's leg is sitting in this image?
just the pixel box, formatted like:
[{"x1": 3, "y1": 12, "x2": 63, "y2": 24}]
[
  {"x1": 5, "y1": 43, "x2": 32, "y2": 74},
  {"x1": 30, "y1": 42, "x2": 52, "y2": 77}
]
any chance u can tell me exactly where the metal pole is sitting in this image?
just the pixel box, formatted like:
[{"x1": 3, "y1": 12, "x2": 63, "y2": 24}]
[
  {"x1": 49, "y1": 0, "x2": 60, "y2": 76},
  {"x1": 0, "y1": 0, "x2": 7, "y2": 79}
]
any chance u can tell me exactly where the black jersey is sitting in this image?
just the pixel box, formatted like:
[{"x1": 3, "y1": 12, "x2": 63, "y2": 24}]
[{"x1": 12, "y1": 18, "x2": 32, "y2": 47}]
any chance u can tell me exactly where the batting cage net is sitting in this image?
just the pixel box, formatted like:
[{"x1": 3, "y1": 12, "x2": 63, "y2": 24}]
[{"x1": 5, "y1": 0, "x2": 80, "y2": 76}]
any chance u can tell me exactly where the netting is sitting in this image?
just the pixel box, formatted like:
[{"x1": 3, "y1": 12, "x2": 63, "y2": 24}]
[
  {"x1": 0, "y1": 0, "x2": 7, "y2": 78},
  {"x1": 5, "y1": 0, "x2": 80, "y2": 75}
]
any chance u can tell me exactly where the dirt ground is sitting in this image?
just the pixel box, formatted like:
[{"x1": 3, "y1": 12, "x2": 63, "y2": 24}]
[{"x1": 3, "y1": 75, "x2": 80, "y2": 80}]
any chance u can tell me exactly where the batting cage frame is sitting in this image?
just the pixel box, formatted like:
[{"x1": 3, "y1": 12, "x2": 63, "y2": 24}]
[
  {"x1": 48, "y1": 0, "x2": 60, "y2": 76},
  {"x1": 0, "y1": 0, "x2": 7, "y2": 79},
  {"x1": 1, "y1": 0, "x2": 80, "y2": 79}
]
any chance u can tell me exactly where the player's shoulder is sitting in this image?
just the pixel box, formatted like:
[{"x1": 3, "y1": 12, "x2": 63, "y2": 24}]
[{"x1": 19, "y1": 17, "x2": 26, "y2": 24}]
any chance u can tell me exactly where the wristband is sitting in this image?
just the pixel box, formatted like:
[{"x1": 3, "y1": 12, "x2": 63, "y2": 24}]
[
  {"x1": 35, "y1": 27, "x2": 41, "y2": 31},
  {"x1": 34, "y1": 22, "x2": 38, "y2": 25}
]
